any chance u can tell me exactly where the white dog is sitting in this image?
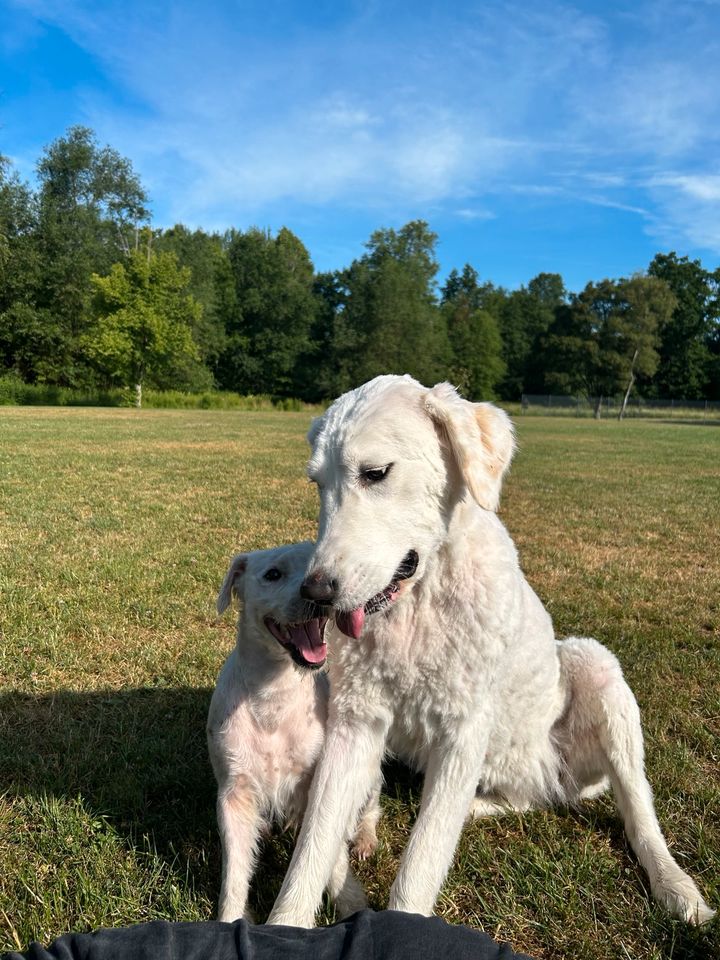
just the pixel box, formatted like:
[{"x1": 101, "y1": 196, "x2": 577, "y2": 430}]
[
  {"x1": 268, "y1": 375, "x2": 715, "y2": 927},
  {"x1": 207, "y1": 542, "x2": 380, "y2": 922}
]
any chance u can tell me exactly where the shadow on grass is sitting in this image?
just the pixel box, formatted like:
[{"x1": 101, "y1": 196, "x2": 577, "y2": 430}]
[
  {"x1": 0, "y1": 688, "x2": 228, "y2": 912},
  {"x1": 0, "y1": 687, "x2": 215, "y2": 842}
]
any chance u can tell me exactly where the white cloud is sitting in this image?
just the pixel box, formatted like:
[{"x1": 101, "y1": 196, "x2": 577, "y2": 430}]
[
  {"x1": 650, "y1": 174, "x2": 720, "y2": 202},
  {"x1": 454, "y1": 207, "x2": 495, "y2": 221}
]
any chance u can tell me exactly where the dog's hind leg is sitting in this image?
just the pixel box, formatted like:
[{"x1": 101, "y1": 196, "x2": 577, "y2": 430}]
[
  {"x1": 217, "y1": 777, "x2": 261, "y2": 922},
  {"x1": 558, "y1": 637, "x2": 715, "y2": 925}
]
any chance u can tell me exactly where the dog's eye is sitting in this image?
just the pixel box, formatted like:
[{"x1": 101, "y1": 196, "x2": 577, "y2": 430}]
[
  {"x1": 361, "y1": 464, "x2": 392, "y2": 484},
  {"x1": 263, "y1": 568, "x2": 283, "y2": 581}
]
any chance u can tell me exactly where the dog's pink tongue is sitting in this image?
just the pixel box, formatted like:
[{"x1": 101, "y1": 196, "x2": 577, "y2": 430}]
[
  {"x1": 336, "y1": 607, "x2": 365, "y2": 639},
  {"x1": 288, "y1": 621, "x2": 327, "y2": 664}
]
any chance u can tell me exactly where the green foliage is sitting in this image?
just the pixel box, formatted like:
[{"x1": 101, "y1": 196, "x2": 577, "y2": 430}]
[
  {"x1": 0, "y1": 160, "x2": 42, "y2": 378},
  {"x1": 497, "y1": 273, "x2": 566, "y2": 398},
  {"x1": 0, "y1": 371, "x2": 25, "y2": 404},
  {"x1": 154, "y1": 225, "x2": 229, "y2": 377},
  {"x1": 84, "y1": 245, "x2": 201, "y2": 401},
  {"x1": 0, "y1": 377, "x2": 315, "y2": 410},
  {"x1": 217, "y1": 226, "x2": 317, "y2": 396},
  {"x1": 648, "y1": 252, "x2": 720, "y2": 399},
  {"x1": 441, "y1": 265, "x2": 505, "y2": 399},
  {"x1": 33, "y1": 128, "x2": 149, "y2": 386}
]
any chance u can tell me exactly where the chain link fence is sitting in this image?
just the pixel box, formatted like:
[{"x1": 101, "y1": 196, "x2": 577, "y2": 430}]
[{"x1": 520, "y1": 394, "x2": 720, "y2": 421}]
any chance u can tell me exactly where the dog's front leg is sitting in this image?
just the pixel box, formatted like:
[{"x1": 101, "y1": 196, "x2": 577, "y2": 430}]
[
  {"x1": 268, "y1": 714, "x2": 388, "y2": 927},
  {"x1": 389, "y1": 728, "x2": 489, "y2": 916},
  {"x1": 216, "y1": 779, "x2": 261, "y2": 922}
]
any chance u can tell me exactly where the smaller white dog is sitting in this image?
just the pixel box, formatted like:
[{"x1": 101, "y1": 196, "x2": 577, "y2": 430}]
[{"x1": 207, "y1": 541, "x2": 380, "y2": 922}]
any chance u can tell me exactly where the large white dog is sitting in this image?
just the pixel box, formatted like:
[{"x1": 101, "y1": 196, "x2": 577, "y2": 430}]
[{"x1": 268, "y1": 374, "x2": 714, "y2": 927}]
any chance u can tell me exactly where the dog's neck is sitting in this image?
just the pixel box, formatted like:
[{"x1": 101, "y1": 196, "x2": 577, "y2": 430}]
[{"x1": 235, "y1": 619, "x2": 311, "y2": 696}]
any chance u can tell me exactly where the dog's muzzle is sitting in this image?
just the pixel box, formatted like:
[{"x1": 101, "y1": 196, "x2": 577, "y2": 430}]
[{"x1": 334, "y1": 549, "x2": 419, "y2": 640}]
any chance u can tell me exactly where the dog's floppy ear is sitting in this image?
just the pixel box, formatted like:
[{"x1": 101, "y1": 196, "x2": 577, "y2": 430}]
[
  {"x1": 424, "y1": 382, "x2": 516, "y2": 511},
  {"x1": 217, "y1": 554, "x2": 247, "y2": 614}
]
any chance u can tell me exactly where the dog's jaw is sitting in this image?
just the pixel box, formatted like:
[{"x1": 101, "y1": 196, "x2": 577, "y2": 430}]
[
  {"x1": 335, "y1": 550, "x2": 419, "y2": 639},
  {"x1": 264, "y1": 616, "x2": 328, "y2": 669}
]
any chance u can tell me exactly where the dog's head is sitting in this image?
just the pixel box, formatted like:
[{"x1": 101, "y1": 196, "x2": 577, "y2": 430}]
[
  {"x1": 217, "y1": 541, "x2": 328, "y2": 669},
  {"x1": 303, "y1": 375, "x2": 516, "y2": 639}
]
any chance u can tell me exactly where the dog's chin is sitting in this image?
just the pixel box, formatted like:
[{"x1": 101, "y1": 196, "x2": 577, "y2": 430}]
[
  {"x1": 264, "y1": 616, "x2": 328, "y2": 670},
  {"x1": 335, "y1": 549, "x2": 419, "y2": 640}
]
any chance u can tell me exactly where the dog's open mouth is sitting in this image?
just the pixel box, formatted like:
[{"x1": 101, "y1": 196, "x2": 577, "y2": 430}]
[
  {"x1": 264, "y1": 617, "x2": 328, "y2": 669},
  {"x1": 335, "y1": 549, "x2": 418, "y2": 640}
]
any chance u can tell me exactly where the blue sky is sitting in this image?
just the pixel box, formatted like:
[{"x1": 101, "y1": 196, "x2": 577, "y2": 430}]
[{"x1": 2, "y1": 0, "x2": 719, "y2": 291}]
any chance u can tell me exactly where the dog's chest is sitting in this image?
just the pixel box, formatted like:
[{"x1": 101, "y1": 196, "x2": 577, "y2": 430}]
[
  {"x1": 222, "y1": 685, "x2": 326, "y2": 813},
  {"x1": 336, "y1": 612, "x2": 483, "y2": 738}
]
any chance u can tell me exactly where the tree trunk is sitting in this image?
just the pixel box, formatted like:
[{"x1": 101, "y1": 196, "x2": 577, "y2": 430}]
[
  {"x1": 618, "y1": 349, "x2": 639, "y2": 421},
  {"x1": 593, "y1": 396, "x2": 603, "y2": 420},
  {"x1": 619, "y1": 374, "x2": 635, "y2": 420},
  {"x1": 134, "y1": 382, "x2": 142, "y2": 408}
]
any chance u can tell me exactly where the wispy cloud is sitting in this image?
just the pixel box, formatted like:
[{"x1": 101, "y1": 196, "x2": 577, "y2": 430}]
[
  {"x1": 651, "y1": 173, "x2": 720, "y2": 202},
  {"x1": 584, "y1": 196, "x2": 650, "y2": 217},
  {"x1": 646, "y1": 171, "x2": 720, "y2": 249}
]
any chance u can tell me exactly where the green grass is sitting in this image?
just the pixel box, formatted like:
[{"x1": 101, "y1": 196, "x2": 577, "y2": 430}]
[{"x1": 0, "y1": 407, "x2": 718, "y2": 959}]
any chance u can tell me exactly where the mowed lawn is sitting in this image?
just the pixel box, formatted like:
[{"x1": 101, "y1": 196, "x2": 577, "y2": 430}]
[{"x1": 0, "y1": 406, "x2": 718, "y2": 960}]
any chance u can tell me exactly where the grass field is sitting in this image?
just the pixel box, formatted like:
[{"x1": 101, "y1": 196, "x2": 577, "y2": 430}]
[{"x1": 0, "y1": 406, "x2": 718, "y2": 960}]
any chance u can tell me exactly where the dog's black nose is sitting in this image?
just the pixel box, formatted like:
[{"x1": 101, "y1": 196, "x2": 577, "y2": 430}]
[{"x1": 301, "y1": 572, "x2": 338, "y2": 603}]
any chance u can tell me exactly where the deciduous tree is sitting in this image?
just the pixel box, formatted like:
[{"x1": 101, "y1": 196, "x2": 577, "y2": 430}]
[
  {"x1": 648, "y1": 252, "x2": 720, "y2": 399},
  {"x1": 540, "y1": 276, "x2": 673, "y2": 418},
  {"x1": 217, "y1": 227, "x2": 316, "y2": 396},
  {"x1": 84, "y1": 245, "x2": 201, "y2": 406},
  {"x1": 497, "y1": 273, "x2": 566, "y2": 399},
  {"x1": 334, "y1": 221, "x2": 450, "y2": 390},
  {"x1": 33, "y1": 127, "x2": 148, "y2": 385}
]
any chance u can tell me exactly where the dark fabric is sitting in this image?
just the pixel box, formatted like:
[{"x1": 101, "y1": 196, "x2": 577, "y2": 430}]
[{"x1": 3, "y1": 910, "x2": 534, "y2": 960}]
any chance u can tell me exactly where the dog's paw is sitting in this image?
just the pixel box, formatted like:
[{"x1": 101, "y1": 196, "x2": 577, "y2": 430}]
[
  {"x1": 351, "y1": 828, "x2": 378, "y2": 861},
  {"x1": 682, "y1": 898, "x2": 716, "y2": 927},
  {"x1": 267, "y1": 907, "x2": 316, "y2": 928},
  {"x1": 653, "y1": 869, "x2": 716, "y2": 926}
]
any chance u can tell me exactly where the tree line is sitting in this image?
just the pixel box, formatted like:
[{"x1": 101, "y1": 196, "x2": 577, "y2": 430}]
[{"x1": 2, "y1": 127, "x2": 719, "y2": 406}]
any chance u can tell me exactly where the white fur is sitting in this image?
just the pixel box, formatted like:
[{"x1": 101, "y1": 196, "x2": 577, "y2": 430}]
[
  {"x1": 268, "y1": 375, "x2": 715, "y2": 927},
  {"x1": 207, "y1": 542, "x2": 380, "y2": 922}
]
